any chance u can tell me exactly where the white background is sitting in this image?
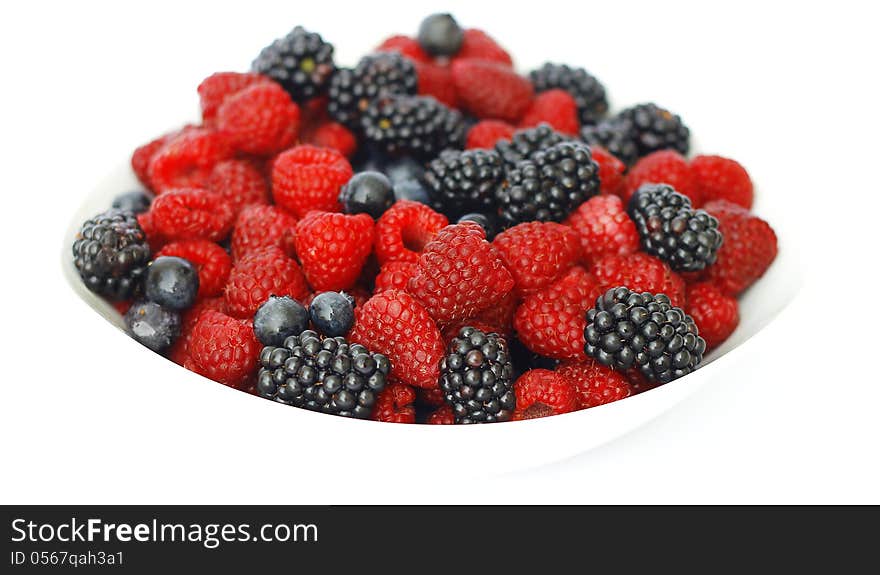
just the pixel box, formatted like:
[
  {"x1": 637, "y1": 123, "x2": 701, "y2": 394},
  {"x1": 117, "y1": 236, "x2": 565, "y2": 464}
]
[{"x1": 1, "y1": 0, "x2": 878, "y2": 503}]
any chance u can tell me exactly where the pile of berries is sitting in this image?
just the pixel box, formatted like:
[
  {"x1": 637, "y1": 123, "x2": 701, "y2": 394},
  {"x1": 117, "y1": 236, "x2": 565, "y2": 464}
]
[{"x1": 72, "y1": 13, "x2": 778, "y2": 424}]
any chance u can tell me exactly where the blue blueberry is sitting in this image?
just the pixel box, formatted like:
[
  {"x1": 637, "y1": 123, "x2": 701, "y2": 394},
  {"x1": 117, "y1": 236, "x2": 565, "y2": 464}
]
[
  {"x1": 254, "y1": 295, "x2": 309, "y2": 346},
  {"x1": 385, "y1": 156, "x2": 424, "y2": 186},
  {"x1": 417, "y1": 13, "x2": 464, "y2": 56},
  {"x1": 112, "y1": 190, "x2": 154, "y2": 214},
  {"x1": 457, "y1": 212, "x2": 498, "y2": 240},
  {"x1": 339, "y1": 172, "x2": 395, "y2": 218},
  {"x1": 124, "y1": 301, "x2": 181, "y2": 352},
  {"x1": 144, "y1": 256, "x2": 199, "y2": 310},
  {"x1": 394, "y1": 179, "x2": 431, "y2": 205},
  {"x1": 309, "y1": 291, "x2": 355, "y2": 337}
]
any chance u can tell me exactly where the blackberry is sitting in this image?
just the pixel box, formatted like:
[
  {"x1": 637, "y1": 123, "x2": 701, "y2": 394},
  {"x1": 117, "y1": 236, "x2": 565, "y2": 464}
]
[
  {"x1": 628, "y1": 184, "x2": 723, "y2": 272},
  {"x1": 495, "y1": 141, "x2": 600, "y2": 227},
  {"x1": 440, "y1": 327, "x2": 516, "y2": 424},
  {"x1": 251, "y1": 26, "x2": 335, "y2": 102},
  {"x1": 495, "y1": 123, "x2": 568, "y2": 167},
  {"x1": 580, "y1": 119, "x2": 639, "y2": 167},
  {"x1": 360, "y1": 95, "x2": 465, "y2": 159},
  {"x1": 422, "y1": 148, "x2": 504, "y2": 218},
  {"x1": 585, "y1": 287, "x2": 706, "y2": 384},
  {"x1": 256, "y1": 330, "x2": 390, "y2": 419},
  {"x1": 529, "y1": 63, "x2": 609, "y2": 126},
  {"x1": 327, "y1": 53, "x2": 417, "y2": 129},
  {"x1": 617, "y1": 103, "x2": 690, "y2": 159},
  {"x1": 72, "y1": 209, "x2": 150, "y2": 300}
]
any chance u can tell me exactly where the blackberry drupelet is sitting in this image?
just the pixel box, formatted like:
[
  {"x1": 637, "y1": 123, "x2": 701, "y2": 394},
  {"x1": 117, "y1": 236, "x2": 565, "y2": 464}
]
[
  {"x1": 440, "y1": 327, "x2": 516, "y2": 424},
  {"x1": 628, "y1": 184, "x2": 723, "y2": 272},
  {"x1": 495, "y1": 123, "x2": 568, "y2": 167},
  {"x1": 580, "y1": 119, "x2": 639, "y2": 167},
  {"x1": 72, "y1": 209, "x2": 151, "y2": 300},
  {"x1": 256, "y1": 330, "x2": 390, "y2": 419},
  {"x1": 495, "y1": 141, "x2": 600, "y2": 227},
  {"x1": 585, "y1": 287, "x2": 706, "y2": 384},
  {"x1": 617, "y1": 103, "x2": 690, "y2": 159},
  {"x1": 422, "y1": 148, "x2": 504, "y2": 218},
  {"x1": 251, "y1": 26, "x2": 335, "y2": 102},
  {"x1": 360, "y1": 95, "x2": 465, "y2": 158},
  {"x1": 529, "y1": 63, "x2": 609, "y2": 126},
  {"x1": 327, "y1": 53, "x2": 417, "y2": 129}
]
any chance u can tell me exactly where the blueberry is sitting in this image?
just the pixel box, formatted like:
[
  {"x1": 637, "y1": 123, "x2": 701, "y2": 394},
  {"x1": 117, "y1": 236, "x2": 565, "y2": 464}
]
[
  {"x1": 394, "y1": 179, "x2": 431, "y2": 204},
  {"x1": 417, "y1": 13, "x2": 464, "y2": 56},
  {"x1": 112, "y1": 190, "x2": 154, "y2": 214},
  {"x1": 254, "y1": 296, "x2": 309, "y2": 346},
  {"x1": 124, "y1": 301, "x2": 181, "y2": 352},
  {"x1": 384, "y1": 156, "x2": 424, "y2": 186},
  {"x1": 309, "y1": 292, "x2": 355, "y2": 337},
  {"x1": 144, "y1": 256, "x2": 199, "y2": 310},
  {"x1": 457, "y1": 213, "x2": 497, "y2": 240},
  {"x1": 339, "y1": 172, "x2": 395, "y2": 218}
]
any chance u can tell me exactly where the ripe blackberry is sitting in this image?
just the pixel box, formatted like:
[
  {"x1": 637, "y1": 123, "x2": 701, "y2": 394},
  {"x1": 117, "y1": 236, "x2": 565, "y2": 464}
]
[
  {"x1": 440, "y1": 327, "x2": 516, "y2": 424},
  {"x1": 256, "y1": 330, "x2": 390, "y2": 419},
  {"x1": 327, "y1": 53, "x2": 417, "y2": 129},
  {"x1": 628, "y1": 184, "x2": 723, "y2": 272},
  {"x1": 494, "y1": 123, "x2": 568, "y2": 167},
  {"x1": 495, "y1": 141, "x2": 599, "y2": 227},
  {"x1": 251, "y1": 26, "x2": 335, "y2": 102},
  {"x1": 579, "y1": 119, "x2": 639, "y2": 167},
  {"x1": 585, "y1": 287, "x2": 705, "y2": 383},
  {"x1": 360, "y1": 95, "x2": 465, "y2": 159},
  {"x1": 529, "y1": 63, "x2": 608, "y2": 126},
  {"x1": 422, "y1": 148, "x2": 504, "y2": 218},
  {"x1": 72, "y1": 209, "x2": 151, "y2": 300},
  {"x1": 617, "y1": 103, "x2": 690, "y2": 159}
]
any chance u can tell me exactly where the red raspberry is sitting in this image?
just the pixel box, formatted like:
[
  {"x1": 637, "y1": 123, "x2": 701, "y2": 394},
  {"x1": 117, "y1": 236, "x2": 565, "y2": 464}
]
[
  {"x1": 112, "y1": 300, "x2": 133, "y2": 316},
  {"x1": 150, "y1": 188, "x2": 235, "y2": 242},
  {"x1": 131, "y1": 129, "x2": 186, "y2": 191},
  {"x1": 493, "y1": 221, "x2": 581, "y2": 296},
  {"x1": 349, "y1": 290, "x2": 445, "y2": 389},
  {"x1": 564, "y1": 195, "x2": 639, "y2": 266},
  {"x1": 466, "y1": 120, "x2": 516, "y2": 150},
  {"x1": 470, "y1": 290, "x2": 518, "y2": 335},
  {"x1": 224, "y1": 246, "x2": 310, "y2": 318},
  {"x1": 231, "y1": 204, "x2": 297, "y2": 262},
  {"x1": 156, "y1": 240, "x2": 232, "y2": 300},
  {"x1": 375, "y1": 35, "x2": 431, "y2": 63},
  {"x1": 454, "y1": 29, "x2": 513, "y2": 67},
  {"x1": 623, "y1": 150, "x2": 700, "y2": 206},
  {"x1": 418, "y1": 387, "x2": 446, "y2": 407},
  {"x1": 168, "y1": 296, "x2": 228, "y2": 368},
  {"x1": 415, "y1": 61, "x2": 458, "y2": 108},
  {"x1": 703, "y1": 200, "x2": 778, "y2": 296},
  {"x1": 518, "y1": 89, "x2": 580, "y2": 136},
  {"x1": 590, "y1": 146, "x2": 626, "y2": 196},
  {"x1": 512, "y1": 369, "x2": 578, "y2": 420},
  {"x1": 685, "y1": 282, "x2": 739, "y2": 349},
  {"x1": 197, "y1": 71, "x2": 271, "y2": 123},
  {"x1": 305, "y1": 122, "x2": 357, "y2": 158},
  {"x1": 440, "y1": 319, "x2": 503, "y2": 344},
  {"x1": 372, "y1": 382, "x2": 417, "y2": 424},
  {"x1": 147, "y1": 128, "x2": 233, "y2": 193},
  {"x1": 427, "y1": 404, "x2": 455, "y2": 425},
  {"x1": 136, "y1": 211, "x2": 166, "y2": 253},
  {"x1": 294, "y1": 211, "x2": 374, "y2": 292},
  {"x1": 374, "y1": 200, "x2": 448, "y2": 265},
  {"x1": 407, "y1": 223, "x2": 515, "y2": 324},
  {"x1": 206, "y1": 159, "x2": 269, "y2": 216},
  {"x1": 690, "y1": 155, "x2": 754, "y2": 210},
  {"x1": 374, "y1": 261, "x2": 418, "y2": 294},
  {"x1": 591, "y1": 252, "x2": 686, "y2": 307},
  {"x1": 188, "y1": 310, "x2": 261, "y2": 387},
  {"x1": 451, "y1": 59, "x2": 534, "y2": 122},
  {"x1": 217, "y1": 82, "x2": 300, "y2": 156},
  {"x1": 557, "y1": 360, "x2": 633, "y2": 409},
  {"x1": 271, "y1": 145, "x2": 353, "y2": 218},
  {"x1": 625, "y1": 368, "x2": 660, "y2": 395}
]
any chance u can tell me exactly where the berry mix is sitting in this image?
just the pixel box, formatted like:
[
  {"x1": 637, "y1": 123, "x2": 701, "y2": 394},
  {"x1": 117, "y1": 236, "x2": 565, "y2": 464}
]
[{"x1": 71, "y1": 14, "x2": 778, "y2": 424}]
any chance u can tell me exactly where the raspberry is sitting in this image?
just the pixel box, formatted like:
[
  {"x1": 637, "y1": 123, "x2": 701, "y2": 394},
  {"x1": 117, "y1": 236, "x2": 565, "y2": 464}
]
[
  {"x1": 703, "y1": 200, "x2": 778, "y2": 296},
  {"x1": 418, "y1": 386, "x2": 446, "y2": 407},
  {"x1": 518, "y1": 89, "x2": 580, "y2": 136},
  {"x1": 451, "y1": 59, "x2": 533, "y2": 122},
  {"x1": 146, "y1": 128, "x2": 233, "y2": 193},
  {"x1": 564, "y1": 195, "x2": 640, "y2": 266},
  {"x1": 469, "y1": 289, "x2": 518, "y2": 336},
  {"x1": 493, "y1": 222, "x2": 581, "y2": 296},
  {"x1": 440, "y1": 319, "x2": 505, "y2": 344},
  {"x1": 349, "y1": 290, "x2": 445, "y2": 389},
  {"x1": 466, "y1": 120, "x2": 516, "y2": 150},
  {"x1": 372, "y1": 382, "x2": 417, "y2": 423},
  {"x1": 512, "y1": 369, "x2": 578, "y2": 420},
  {"x1": 557, "y1": 360, "x2": 633, "y2": 409},
  {"x1": 271, "y1": 145, "x2": 353, "y2": 218},
  {"x1": 224, "y1": 246, "x2": 310, "y2": 318},
  {"x1": 136, "y1": 211, "x2": 166, "y2": 253},
  {"x1": 231, "y1": 204, "x2": 297, "y2": 261},
  {"x1": 374, "y1": 200, "x2": 448, "y2": 265},
  {"x1": 623, "y1": 150, "x2": 700, "y2": 206},
  {"x1": 168, "y1": 296, "x2": 228, "y2": 368},
  {"x1": 216, "y1": 82, "x2": 300, "y2": 156},
  {"x1": 374, "y1": 261, "x2": 418, "y2": 294},
  {"x1": 690, "y1": 155, "x2": 754, "y2": 210},
  {"x1": 131, "y1": 128, "x2": 195, "y2": 191},
  {"x1": 294, "y1": 211, "x2": 374, "y2": 292},
  {"x1": 685, "y1": 282, "x2": 739, "y2": 349},
  {"x1": 206, "y1": 159, "x2": 269, "y2": 216},
  {"x1": 150, "y1": 188, "x2": 235, "y2": 242},
  {"x1": 454, "y1": 29, "x2": 513, "y2": 67},
  {"x1": 197, "y1": 71, "x2": 271, "y2": 123},
  {"x1": 407, "y1": 223, "x2": 514, "y2": 324},
  {"x1": 304, "y1": 122, "x2": 357, "y2": 157},
  {"x1": 376, "y1": 34, "x2": 431, "y2": 63},
  {"x1": 591, "y1": 252, "x2": 686, "y2": 308},
  {"x1": 415, "y1": 61, "x2": 458, "y2": 108},
  {"x1": 188, "y1": 310, "x2": 261, "y2": 387},
  {"x1": 156, "y1": 240, "x2": 232, "y2": 300},
  {"x1": 427, "y1": 404, "x2": 455, "y2": 424},
  {"x1": 590, "y1": 146, "x2": 626, "y2": 196}
]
